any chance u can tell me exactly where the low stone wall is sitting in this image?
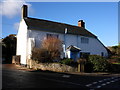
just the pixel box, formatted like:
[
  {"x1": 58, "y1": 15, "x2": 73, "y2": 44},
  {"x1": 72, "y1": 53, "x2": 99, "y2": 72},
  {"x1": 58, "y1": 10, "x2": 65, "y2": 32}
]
[{"x1": 27, "y1": 59, "x2": 77, "y2": 72}]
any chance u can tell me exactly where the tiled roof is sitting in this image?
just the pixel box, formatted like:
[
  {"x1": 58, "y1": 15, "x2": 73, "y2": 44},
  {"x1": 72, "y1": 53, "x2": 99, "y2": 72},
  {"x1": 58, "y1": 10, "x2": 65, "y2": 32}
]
[{"x1": 24, "y1": 17, "x2": 97, "y2": 38}]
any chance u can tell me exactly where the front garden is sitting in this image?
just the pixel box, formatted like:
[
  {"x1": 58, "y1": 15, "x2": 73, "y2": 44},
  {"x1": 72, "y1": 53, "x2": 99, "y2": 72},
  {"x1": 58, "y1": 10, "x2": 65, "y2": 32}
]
[
  {"x1": 30, "y1": 50, "x2": 120, "y2": 73},
  {"x1": 28, "y1": 38, "x2": 120, "y2": 73}
]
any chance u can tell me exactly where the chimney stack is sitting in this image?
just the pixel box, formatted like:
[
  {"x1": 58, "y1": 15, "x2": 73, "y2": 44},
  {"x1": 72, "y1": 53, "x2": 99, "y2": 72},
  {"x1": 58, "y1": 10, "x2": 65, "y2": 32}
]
[
  {"x1": 21, "y1": 5, "x2": 28, "y2": 19},
  {"x1": 78, "y1": 20, "x2": 85, "y2": 28}
]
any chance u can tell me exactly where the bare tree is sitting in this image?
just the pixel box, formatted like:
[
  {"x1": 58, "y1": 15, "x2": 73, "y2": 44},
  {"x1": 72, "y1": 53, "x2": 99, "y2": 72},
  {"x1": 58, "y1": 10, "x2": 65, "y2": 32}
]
[{"x1": 42, "y1": 37, "x2": 63, "y2": 61}]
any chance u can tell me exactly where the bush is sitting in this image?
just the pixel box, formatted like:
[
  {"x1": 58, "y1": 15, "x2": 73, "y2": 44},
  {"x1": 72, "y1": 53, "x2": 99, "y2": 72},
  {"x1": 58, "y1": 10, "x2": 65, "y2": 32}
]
[
  {"x1": 31, "y1": 48, "x2": 52, "y2": 63},
  {"x1": 60, "y1": 58, "x2": 74, "y2": 65},
  {"x1": 88, "y1": 55, "x2": 110, "y2": 72}
]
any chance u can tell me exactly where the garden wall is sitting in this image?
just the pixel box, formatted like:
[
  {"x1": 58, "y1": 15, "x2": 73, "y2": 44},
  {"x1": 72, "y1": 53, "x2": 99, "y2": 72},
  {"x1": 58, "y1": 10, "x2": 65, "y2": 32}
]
[{"x1": 27, "y1": 59, "x2": 77, "y2": 72}]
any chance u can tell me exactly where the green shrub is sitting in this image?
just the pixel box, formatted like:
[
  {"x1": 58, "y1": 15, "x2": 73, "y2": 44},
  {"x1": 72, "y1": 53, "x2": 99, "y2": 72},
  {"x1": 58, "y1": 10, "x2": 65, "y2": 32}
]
[
  {"x1": 60, "y1": 58, "x2": 74, "y2": 65},
  {"x1": 88, "y1": 55, "x2": 110, "y2": 72}
]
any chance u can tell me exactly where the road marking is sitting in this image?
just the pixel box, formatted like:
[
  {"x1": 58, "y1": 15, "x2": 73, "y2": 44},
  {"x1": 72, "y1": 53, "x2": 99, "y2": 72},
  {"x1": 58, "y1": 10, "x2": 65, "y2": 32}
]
[
  {"x1": 106, "y1": 82, "x2": 110, "y2": 84},
  {"x1": 101, "y1": 83, "x2": 106, "y2": 86},
  {"x1": 92, "y1": 82, "x2": 97, "y2": 84},
  {"x1": 62, "y1": 75, "x2": 70, "y2": 78},
  {"x1": 86, "y1": 84, "x2": 92, "y2": 87},
  {"x1": 85, "y1": 76, "x2": 120, "y2": 89},
  {"x1": 110, "y1": 80, "x2": 115, "y2": 82},
  {"x1": 98, "y1": 80, "x2": 103, "y2": 82},
  {"x1": 96, "y1": 86, "x2": 101, "y2": 88}
]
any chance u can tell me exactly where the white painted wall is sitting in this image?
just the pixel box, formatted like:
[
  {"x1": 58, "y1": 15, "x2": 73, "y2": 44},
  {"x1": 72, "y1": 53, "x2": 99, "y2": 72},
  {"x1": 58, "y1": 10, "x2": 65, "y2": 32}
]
[
  {"x1": 27, "y1": 38, "x2": 35, "y2": 60},
  {"x1": 27, "y1": 30, "x2": 108, "y2": 58},
  {"x1": 16, "y1": 19, "x2": 28, "y2": 64},
  {"x1": 28, "y1": 30, "x2": 47, "y2": 47},
  {"x1": 65, "y1": 34, "x2": 78, "y2": 48},
  {"x1": 66, "y1": 50, "x2": 71, "y2": 58},
  {"x1": 78, "y1": 36, "x2": 108, "y2": 57}
]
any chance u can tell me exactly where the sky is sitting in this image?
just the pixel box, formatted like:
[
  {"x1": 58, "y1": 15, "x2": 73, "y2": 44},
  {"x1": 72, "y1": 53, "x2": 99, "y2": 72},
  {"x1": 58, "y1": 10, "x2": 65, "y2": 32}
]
[{"x1": 1, "y1": 0, "x2": 119, "y2": 46}]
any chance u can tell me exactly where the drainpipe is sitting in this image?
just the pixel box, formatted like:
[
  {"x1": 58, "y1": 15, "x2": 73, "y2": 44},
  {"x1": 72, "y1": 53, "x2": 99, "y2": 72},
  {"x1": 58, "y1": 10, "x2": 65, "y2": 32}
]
[{"x1": 64, "y1": 28, "x2": 67, "y2": 58}]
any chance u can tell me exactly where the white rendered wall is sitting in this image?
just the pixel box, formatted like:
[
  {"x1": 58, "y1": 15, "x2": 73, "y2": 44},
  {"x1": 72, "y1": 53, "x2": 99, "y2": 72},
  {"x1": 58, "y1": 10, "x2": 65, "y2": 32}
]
[
  {"x1": 27, "y1": 29, "x2": 108, "y2": 60},
  {"x1": 78, "y1": 36, "x2": 108, "y2": 57},
  {"x1": 65, "y1": 34, "x2": 78, "y2": 49},
  {"x1": 61, "y1": 33, "x2": 107, "y2": 57},
  {"x1": 16, "y1": 19, "x2": 28, "y2": 64},
  {"x1": 66, "y1": 51, "x2": 71, "y2": 58},
  {"x1": 28, "y1": 30, "x2": 47, "y2": 48},
  {"x1": 27, "y1": 30, "x2": 66, "y2": 58},
  {"x1": 27, "y1": 38, "x2": 35, "y2": 60}
]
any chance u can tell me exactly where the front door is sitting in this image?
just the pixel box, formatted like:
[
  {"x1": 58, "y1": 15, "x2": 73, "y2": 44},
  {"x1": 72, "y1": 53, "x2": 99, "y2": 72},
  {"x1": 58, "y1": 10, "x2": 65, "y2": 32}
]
[{"x1": 71, "y1": 51, "x2": 79, "y2": 62}]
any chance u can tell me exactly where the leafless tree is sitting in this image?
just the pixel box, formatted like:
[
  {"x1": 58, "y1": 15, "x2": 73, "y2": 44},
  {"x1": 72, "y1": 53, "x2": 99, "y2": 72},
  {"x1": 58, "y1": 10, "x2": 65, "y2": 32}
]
[{"x1": 41, "y1": 37, "x2": 63, "y2": 61}]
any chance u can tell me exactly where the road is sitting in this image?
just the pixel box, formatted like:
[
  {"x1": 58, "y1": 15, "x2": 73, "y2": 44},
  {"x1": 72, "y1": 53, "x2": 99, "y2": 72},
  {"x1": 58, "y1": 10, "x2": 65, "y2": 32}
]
[{"x1": 2, "y1": 64, "x2": 120, "y2": 89}]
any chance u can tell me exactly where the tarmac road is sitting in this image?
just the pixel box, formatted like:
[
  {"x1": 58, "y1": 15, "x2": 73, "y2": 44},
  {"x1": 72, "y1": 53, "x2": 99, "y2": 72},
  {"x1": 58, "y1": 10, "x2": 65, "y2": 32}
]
[{"x1": 2, "y1": 64, "x2": 120, "y2": 89}]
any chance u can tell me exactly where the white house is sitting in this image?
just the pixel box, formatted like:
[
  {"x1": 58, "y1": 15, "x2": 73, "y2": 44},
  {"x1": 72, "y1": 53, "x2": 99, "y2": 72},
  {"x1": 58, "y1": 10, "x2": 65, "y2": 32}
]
[{"x1": 16, "y1": 5, "x2": 109, "y2": 65}]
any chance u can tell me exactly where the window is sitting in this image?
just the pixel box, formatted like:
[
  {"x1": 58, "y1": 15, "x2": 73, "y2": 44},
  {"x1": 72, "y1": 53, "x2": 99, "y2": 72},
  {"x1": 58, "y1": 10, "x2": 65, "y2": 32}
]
[
  {"x1": 81, "y1": 37, "x2": 89, "y2": 44},
  {"x1": 47, "y1": 34, "x2": 59, "y2": 39}
]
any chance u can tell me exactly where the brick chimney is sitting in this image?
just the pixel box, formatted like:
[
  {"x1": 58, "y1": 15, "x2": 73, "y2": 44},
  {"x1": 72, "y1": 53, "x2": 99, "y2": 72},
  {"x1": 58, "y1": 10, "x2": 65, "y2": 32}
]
[
  {"x1": 21, "y1": 5, "x2": 28, "y2": 19},
  {"x1": 78, "y1": 20, "x2": 85, "y2": 28}
]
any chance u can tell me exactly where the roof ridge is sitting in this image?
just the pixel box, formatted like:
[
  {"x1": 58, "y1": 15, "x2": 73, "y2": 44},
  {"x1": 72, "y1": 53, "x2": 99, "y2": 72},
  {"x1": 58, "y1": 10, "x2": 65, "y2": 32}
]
[{"x1": 26, "y1": 17, "x2": 84, "y2": 29}]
